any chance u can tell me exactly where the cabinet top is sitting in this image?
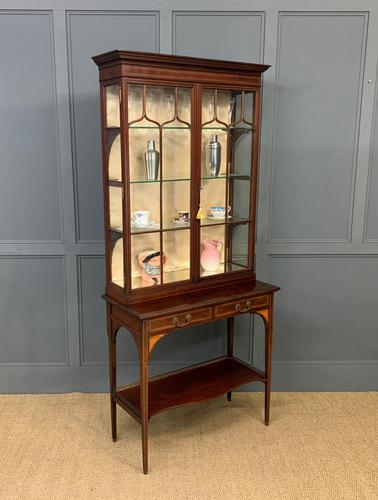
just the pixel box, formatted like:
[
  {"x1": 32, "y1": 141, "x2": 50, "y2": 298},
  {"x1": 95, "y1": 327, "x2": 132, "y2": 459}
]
[{"x1": 92, "y1": 49, "x2": 270, "y2": 75}]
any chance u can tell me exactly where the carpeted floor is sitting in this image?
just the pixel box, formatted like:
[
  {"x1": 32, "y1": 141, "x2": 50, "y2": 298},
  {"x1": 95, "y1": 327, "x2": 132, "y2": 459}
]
[{"x1": 0, "y1": 393, "x2": 377, "y2": 499}]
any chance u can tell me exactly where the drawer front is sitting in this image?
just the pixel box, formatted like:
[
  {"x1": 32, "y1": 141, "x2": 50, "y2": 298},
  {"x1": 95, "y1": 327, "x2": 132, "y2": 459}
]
[
  {"x1": 148, "y1": 307, "x2": 212, "y2": 333},
  {"x1": 215, "y1": 295, "x2": 269, "y2": 319}
]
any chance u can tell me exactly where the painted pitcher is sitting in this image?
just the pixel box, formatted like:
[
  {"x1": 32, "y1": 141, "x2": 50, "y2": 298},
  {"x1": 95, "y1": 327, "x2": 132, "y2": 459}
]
[{"x1": 200, "y1": 239, "x2": 223, "y2": 272}]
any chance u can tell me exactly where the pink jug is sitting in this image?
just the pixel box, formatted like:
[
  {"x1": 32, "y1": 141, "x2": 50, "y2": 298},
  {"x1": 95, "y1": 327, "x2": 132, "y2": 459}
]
[{"x1": 200, "y1": 239, "x2": 223, "y2": 272}]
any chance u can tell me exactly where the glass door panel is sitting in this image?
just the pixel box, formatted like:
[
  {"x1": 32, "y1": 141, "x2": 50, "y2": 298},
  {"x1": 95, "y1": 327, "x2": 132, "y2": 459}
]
[
  {"x1": 130, "y1": 182, "x2": 160, "y2": 233},
  {"x1": 131, "y1": 233, "x2": 161, "y2": 289},
  {"x1": 127, "y1": 83, "x2": 192, "y2": 289},
  {"x1": 163, "y1": 229, "x2": 190, "y2": 283},
  {"x1": 199, "y1": 88, "x2": 254, "y2": 278},
  {"x1": 229, "y1": 223, "x2": 249, "y2": 270},
  {"x1": 200, "y1": 225, "x2": 225, "y2": 277}
]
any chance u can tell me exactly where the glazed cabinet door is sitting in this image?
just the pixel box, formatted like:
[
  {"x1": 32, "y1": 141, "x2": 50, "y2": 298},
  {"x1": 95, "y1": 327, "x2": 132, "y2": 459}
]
[
  {"x1": 198, "y1": 87, "x2": 257, "y2": 279},
  {"x1": 125, "y1": 82, "x2": 193, "y2": 291}
]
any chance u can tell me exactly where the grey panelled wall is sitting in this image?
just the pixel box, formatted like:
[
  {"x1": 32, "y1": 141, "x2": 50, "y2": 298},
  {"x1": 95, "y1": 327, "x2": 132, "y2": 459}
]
[{"x1": 0, "y1": 1, "x2": 377, "y2": 392}]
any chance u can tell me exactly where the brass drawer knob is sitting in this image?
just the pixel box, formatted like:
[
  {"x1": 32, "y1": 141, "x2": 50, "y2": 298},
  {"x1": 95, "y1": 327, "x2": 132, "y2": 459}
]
[
  {"x1": 235, "y1": 300, "x2": 252, "y2": 313},
  {"x1": 172, "y1": 313, "x2": 192, "y2": 328}
]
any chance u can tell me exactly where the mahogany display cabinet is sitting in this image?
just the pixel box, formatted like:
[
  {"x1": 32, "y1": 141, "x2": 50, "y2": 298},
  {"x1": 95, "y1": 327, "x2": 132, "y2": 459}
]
[{"x1": 93, "y1": 50, "x2": 280, "y2": 474}]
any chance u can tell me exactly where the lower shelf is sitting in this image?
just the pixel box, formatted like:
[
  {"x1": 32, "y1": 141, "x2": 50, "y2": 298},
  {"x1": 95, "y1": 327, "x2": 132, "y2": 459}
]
[{"x1": 114, "y1": 356, "x2": 265, "y2": 419}]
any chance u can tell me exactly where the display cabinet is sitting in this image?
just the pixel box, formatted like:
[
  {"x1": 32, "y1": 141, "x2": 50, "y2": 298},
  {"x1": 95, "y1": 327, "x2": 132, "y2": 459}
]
[{"x1": 93, "y1": 50, "x2": 279, "y2": 474}]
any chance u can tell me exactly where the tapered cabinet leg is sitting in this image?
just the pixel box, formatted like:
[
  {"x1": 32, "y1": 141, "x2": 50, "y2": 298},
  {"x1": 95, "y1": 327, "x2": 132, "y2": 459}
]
[
  {"x1": 107, "y1": 303, "x2": 118, "y2": 442},
  {"x1": 264, "y1": 303, "x2": 273, "y2": 426},
  {"x1": 109, "y1": 342, "x2": 117, "y2": 442},
  {"x1": 140, "y1": 327, "x2": 149, "y2": 474},
  {"x1": 264, "y1": 331, "x2": 272, "y2": 426},
  {"x1": 140, "y1": 362, "x2": 149, "y2": 473},
  {"x1": 226, "y1": 316, "x2": 234, "y2": 401}
]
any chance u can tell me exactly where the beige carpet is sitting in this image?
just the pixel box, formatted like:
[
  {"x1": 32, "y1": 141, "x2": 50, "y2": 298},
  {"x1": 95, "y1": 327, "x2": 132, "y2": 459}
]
[{"x1": 0, "y1": 393, "x2": 377, "y2": 500}]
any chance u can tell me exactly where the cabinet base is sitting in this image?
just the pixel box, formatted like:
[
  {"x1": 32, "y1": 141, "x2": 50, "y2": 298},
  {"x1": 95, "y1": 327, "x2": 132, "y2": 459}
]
[{"x1": 114, "y1": 356, "x2": 265, "y2": 421}]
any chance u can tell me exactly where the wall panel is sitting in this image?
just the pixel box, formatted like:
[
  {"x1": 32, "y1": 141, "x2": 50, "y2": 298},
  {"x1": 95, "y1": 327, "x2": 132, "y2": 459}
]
[
  {"x1": 0, "y1": 11, "x2": 62, "y2": 242},
  {"x1": 269, "y1": 13, "x2": 367, "y2": 242},
  {"x1": 0, "y1": 257, "x2": 67, "y2": 365},
  {"x1": 365, "y1": 67, "x2": 378, "y2": 241},
  {"x1": 173, "y1": 11, "x2": 264, "y2": 62},
  {"x1": 67, "y1": 11, "x2": 159, "y2": 242},
  {"x1": 268, "y1": 255, "x2": 378, "y2": 361}
]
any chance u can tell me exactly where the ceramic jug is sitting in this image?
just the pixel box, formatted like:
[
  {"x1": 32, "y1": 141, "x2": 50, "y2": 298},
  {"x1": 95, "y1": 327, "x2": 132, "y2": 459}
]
[{"x1": 200, "y1": 239, "x2": 223, "y2": 272}]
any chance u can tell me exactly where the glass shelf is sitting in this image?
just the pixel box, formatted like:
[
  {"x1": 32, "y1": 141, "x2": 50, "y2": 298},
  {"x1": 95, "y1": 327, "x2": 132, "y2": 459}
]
[
  {"x1": 201, "y1": 174, "x2": 251, "y2": 181},
  {"x1": 130, "y1": 221, "x2": 190, "y2": 235},
  {"x1": 200, "y1": 261, "x2": 248, "y2": 278},
  {"x1": 129, "y1": 125, "x2": 190, "y2": 130},
  {"x1": 130, "y1": 178, "x2": 190, "y2": 184},
  {"x1": 131, "y1": 267, "x2": 190, "y2": 289},
  {"x1": 201, "y1": 216, "x2": 251, "y2": 227},
  {"x1": 129, "y1": 218, "x2": 251, "y2": 234},
  {"x1": 202, "y1": 125, "x2": 253, "y2": 132},
  {"x1": 129, "y1": 175, "x2": 250, "y2": 184}
]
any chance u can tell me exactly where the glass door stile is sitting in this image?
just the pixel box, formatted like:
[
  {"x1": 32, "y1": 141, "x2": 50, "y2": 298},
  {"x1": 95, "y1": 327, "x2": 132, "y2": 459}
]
[
  {"x1": 249, "y1": 89, "x2": 260, "y2": 271},
  {"x1": 199, "y1": 87, "x2": 255, "y2": 278},
  {"x1": 127, "y1": 83, "x2": 192, "y2": 290}
]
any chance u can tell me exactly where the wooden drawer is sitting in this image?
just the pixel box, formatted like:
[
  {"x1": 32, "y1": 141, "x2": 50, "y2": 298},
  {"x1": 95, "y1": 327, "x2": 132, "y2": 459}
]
[
  {"x1": 148, "y1": 307, "x2": 212, "y2": 333},
  {"x1": 215, "y1": 295, "x2": 269, "y2": 319}
]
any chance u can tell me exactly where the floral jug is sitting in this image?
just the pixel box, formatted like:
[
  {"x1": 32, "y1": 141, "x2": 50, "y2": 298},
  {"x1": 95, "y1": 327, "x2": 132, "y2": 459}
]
[{"x1": 200, "y1": 239, "x2": 223, "y2": 272}]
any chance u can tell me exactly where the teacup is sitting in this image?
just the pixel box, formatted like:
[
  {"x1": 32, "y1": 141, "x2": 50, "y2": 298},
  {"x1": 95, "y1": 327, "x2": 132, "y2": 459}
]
[
  {"x1": 132, "y1": 210, "x2": 150, "y2": 226},
  {"x1": 209, "y1": 206, "x2": 231, "y2": 218},
  {"x1": 177, "y1": 210, "x2": 189, "y2": 222}
]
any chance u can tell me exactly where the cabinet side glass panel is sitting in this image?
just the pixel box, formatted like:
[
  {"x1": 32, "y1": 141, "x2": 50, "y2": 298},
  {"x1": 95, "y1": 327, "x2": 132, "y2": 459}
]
[
  {"x1": 199, "y1": 88, "x2": 254, "y2": 278},
  {"x1": 105, "y1": 83, "x2": 123, "y2": 287},
  {"x1": 106, "y1": 85, "x2": 121, "y2": 127}
]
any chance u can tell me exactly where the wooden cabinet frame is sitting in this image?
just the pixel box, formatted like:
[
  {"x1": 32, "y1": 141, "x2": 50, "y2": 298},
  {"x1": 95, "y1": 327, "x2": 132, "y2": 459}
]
[{"x1": 94, "y1": 50, "x2": 280, "y2": 474}]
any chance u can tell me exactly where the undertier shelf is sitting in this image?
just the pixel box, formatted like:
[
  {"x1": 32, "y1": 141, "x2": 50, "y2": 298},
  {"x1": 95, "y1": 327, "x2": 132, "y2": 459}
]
[{"x1": 114, "y1": 356, "x2": 265, "y2": 418}]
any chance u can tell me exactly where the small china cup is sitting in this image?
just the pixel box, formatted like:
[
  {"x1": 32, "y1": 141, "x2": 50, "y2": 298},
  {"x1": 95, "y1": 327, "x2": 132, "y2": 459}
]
[
  {"x1": 209, "y1": 206, "x2": 231, "y2": 218},
  {"x1": 132, "y1": 210, "x2": 150, "y2": 226},
  {"x1": 177, "y1": 210, "x2": 189, "y2": 222}
]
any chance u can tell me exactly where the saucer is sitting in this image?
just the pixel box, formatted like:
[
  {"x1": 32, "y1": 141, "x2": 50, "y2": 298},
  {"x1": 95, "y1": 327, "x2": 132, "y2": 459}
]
[
  {"x1": 207, "y1": 213, "x2": 231, "y2": 220},
  {"x1": 131, "y1": 220, "x2": 158, "y2": 229}
]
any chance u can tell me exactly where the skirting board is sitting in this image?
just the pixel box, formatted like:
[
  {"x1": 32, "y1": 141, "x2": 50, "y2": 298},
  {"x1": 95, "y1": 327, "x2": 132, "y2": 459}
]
[{"x1": 0, "y1": 362, "x2": 377, "y2": 393}]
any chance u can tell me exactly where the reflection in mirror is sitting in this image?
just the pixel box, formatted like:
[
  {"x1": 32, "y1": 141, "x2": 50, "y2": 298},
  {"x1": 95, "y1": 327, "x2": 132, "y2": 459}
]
[
  {"x1": 163, "y1": 229, "x2": 190, "y2": 283},
  {"x1": 163, "y1": 124, "x2": 190, "y2": 180}
]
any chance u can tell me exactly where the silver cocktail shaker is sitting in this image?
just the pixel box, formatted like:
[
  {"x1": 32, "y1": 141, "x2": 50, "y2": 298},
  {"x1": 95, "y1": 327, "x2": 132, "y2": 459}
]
[
  {"x1": 144, "y1": 139, "x2": 159, "y2": 180},
  {"x1": 207, "y1": 134, "x2": 221, "y2": 177}
]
